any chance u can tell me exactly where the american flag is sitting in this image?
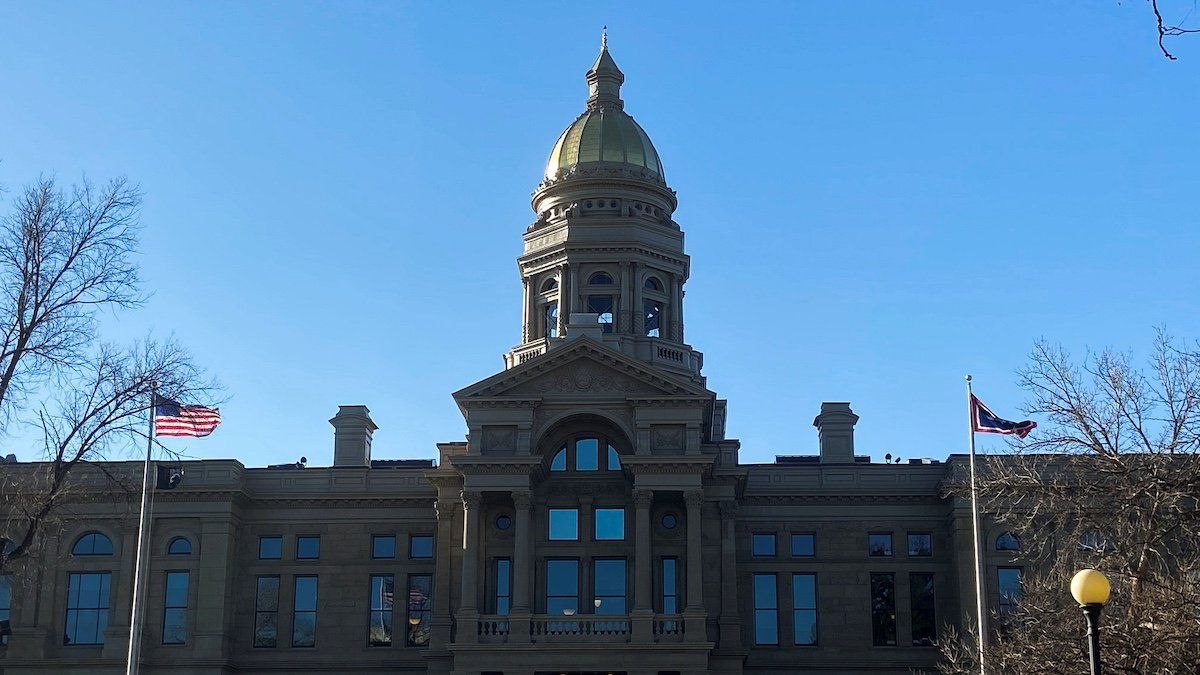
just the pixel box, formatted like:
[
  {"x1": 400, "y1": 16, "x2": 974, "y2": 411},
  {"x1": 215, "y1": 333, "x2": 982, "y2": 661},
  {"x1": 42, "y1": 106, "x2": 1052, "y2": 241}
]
[
  {"x1": 154, "y1": 395, "x2": 221, "y2": 438},
  {"x1": 970, "y1": 395, "x2": 1036, "y2": 439}
]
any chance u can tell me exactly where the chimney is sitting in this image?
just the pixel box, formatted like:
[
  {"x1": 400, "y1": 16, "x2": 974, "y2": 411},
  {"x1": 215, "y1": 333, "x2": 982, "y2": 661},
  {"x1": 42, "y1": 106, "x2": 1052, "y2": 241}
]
[
  {"x1": 330, "y1": 405, "x2": 377, "y2": 468},
  {"x1": 813, "y1": 402, "x2": 858, "y2": 464}
]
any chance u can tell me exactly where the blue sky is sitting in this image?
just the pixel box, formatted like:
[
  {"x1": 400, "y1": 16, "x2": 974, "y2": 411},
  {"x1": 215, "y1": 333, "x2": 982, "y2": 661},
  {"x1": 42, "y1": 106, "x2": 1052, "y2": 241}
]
[{"x1": 1, "y1": 2, "x2": 1197, "y2": 467}]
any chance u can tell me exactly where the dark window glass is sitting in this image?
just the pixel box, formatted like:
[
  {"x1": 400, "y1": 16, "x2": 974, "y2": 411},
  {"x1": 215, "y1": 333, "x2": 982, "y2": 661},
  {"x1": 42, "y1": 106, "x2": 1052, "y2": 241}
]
[
  {"x1": 587, "y1": 295, "x2": 614, "y2": 333},
  {"x1": 63, "y1": 572, "x2": 110, "y2": 645},
  {"x1": 409, "y1": 535, "x2": 433, "y2": 559},
  {"x1": 910, "y1": 573, "x2": 936, "y2": 646},
  {"x1": 495, "y1": 559, "x2": 512, "y2": 615},
  {"x1": 546, "y1": 559, "x2": 579, "y2": 616},
  {"x1": 258, "y1": 536, "x2": 282, "y2": 560},
  {"x1": 548, "y1": 509, "x2": 579, "y2": 541},
  {"x1": 0, "y1": 538, "x2": 12, "y2": 555},
  {"x1": 753, "y1": 573, "x2": 778, "y2": 645},
  {"x1": 661, "y1": 513, "x2": 678, "y2": 530},
  {"x1": 998, "y1": 567, "x2": 1023, "y2": 614},
  {"x1": 907, "y1": 533, "x2": 932, "y2": 557},
  {"x1": 594, "y1": 508, "x2": 625, "y2": 541},
  {"x1": 752, "y1": 533, "x2": 776, "y2": 557},
  {"x1": 71, "y1": 532, "x2": 114, "y2": 556},
  {"x1": 369, "y1": 574, "x2": 394, "y2": 646},
  {"x1": 792, "y1": 573, "x2": 817, "y2": 646},
  {"x1": 495, "y1": 514, "x2": 512, "y2": 531},
  {"x1": 593, "y1": 559, "x2": 627, "y2": 615},
  {"x1": 661, "y1": 558, "x2": 678, "y2": 614},
  {"x1": 541, "y1": 277, "x2": 558, "y2": 292},
  {"x1": 372, "y1": 535, "x2": 396, "y2": 559},
  {"x1": 167, "y1": 537, "x2": 192, "y2": 555},
  {"x1": 291, "y1": 576, "x2": 318, "y2": 647},
  {"x1": 162, "y1": 571, "x2": 189, "y2": 644},
  {"x1": 870, "y1": 573, "x2": 896, "y2": 646},
  {"x1": 589, "y1": 272, "x2": 614, "y2": 285},
  {"x1": 0, "y1": 573, "x2": 11, "y2": 646},
  {"x1": 575, "y1": 437, "x2": 599, "y2": 471},
  {"x1": 996, "y1": 532, "x2": 1020, "y2": 551},
  {"x1": 406, "y1": 574, "x2": 432, "y2": 646},
  {"x1": 868, "y1": 533, "x2": 893, "y2": 557},
  {"x1": 550, "y1": 447, "x2": 567, "y2": 471},
  {"x1": 607, "y1": 445, "x2": 621, "y2": 470},
  {"x1": 296, "y1": 536, "x2": 320, "y2": 560},
  {"x1": 791, "y1": 533, "x2": 815, "y2": 557},
  {"x1": 544, "y1": 302, "x2": 559, "y2": 339},
  {"x1": 643, "y1": 300, "x2": 662, "y2": 338},
  {"x1": 253, "y1": 576, "x2": 280, "y2": 647},
  {"x1": 645, "y1": 276, "x2": 663, "y2": 291}
]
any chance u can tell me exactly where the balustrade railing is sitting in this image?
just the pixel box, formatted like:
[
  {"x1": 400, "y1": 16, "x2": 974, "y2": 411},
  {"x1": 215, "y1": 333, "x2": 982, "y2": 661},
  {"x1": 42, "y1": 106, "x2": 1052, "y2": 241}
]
[
  {"x1": 652, "y1": 614, "x2": 684, "y2": 642},
  {"x1": 477, "y1": 616, "x2": 510, "y2": 643},
  {"x1": 530, "y1": 615, "x2": 630, "y2": 643}
]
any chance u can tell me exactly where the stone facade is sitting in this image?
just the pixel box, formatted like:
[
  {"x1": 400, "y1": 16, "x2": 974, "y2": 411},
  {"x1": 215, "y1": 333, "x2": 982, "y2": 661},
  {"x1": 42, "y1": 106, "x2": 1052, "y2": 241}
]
[{"x1": 0, "y1": 38, "x2": 1026, "y2": 675}]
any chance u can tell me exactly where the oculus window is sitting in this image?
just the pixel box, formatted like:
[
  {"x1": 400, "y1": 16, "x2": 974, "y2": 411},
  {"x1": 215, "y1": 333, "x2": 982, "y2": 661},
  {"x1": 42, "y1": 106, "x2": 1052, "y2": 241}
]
[
  {"x1": 548, "y1": 509, "x2": 579, "y2": 541},
  {"x1": 594, "y1": 508, "x2": 625, "y2": 541}
]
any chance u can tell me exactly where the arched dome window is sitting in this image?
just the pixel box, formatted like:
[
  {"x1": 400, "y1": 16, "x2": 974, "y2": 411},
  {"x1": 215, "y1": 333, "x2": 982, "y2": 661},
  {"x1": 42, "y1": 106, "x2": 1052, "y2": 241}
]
[
  {"x1": 644, "y1": 277, "x2": 663, "y2": 291},
  {"x1": 541, "y1": 278, "x2": 559, "y2": 292},
  {"x1": 995, "y1": 532, "x2": 1020, "y2": 551},
  {"x1": 549, "y1": 435, "x2": 622, "y2": 473},
  {"x1": 167, "y1": 537, "x2": 192, "y2": 555},
  {"x1": 72, "y1": 532, "x2": 114, "y2": 556},
  {"x1": 588, "y1": 272, "x2": 614, "y2": 285}
]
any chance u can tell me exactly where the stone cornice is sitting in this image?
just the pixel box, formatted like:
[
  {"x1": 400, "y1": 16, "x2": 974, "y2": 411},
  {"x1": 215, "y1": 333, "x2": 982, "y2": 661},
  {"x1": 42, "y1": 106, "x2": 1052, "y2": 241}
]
[{"x1": 740, "y1": 494, "x2": 948, "y2": 506}]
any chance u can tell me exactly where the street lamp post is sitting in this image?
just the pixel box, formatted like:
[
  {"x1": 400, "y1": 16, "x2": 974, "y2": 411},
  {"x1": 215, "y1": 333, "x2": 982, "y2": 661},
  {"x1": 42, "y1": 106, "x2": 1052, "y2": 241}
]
[{"x1": 1070, "y1": 569, "x2": 1111, "y2": 675}]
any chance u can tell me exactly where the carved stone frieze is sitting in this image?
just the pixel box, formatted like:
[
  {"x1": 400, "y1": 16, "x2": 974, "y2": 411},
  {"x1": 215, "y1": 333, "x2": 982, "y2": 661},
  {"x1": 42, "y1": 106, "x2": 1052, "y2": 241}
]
[
  {"x1": 510, "y1": 362, "x2": 656, "y2": 396},
  {"x1": 482, "y1": 426, "x2": 517, "y2": 454}
]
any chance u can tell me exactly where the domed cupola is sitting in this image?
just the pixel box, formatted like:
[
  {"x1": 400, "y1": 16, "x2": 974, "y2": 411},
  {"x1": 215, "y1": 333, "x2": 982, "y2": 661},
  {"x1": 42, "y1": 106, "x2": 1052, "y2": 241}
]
[{"x1": 534, "y1": 33, "x2": 676, "y2": 215}]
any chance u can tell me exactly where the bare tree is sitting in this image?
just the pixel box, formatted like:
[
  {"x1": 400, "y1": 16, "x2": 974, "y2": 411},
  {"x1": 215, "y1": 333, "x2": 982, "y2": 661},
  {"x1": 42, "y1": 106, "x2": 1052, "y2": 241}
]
[
  {"x1": 1149, "y1": 0, "x2": 1200, "y2": 60},
  {"x1": 0, "y1": 177, "x2": 216, "y2": 575},
  {"x1": 937, "y1": 331, "x2": 1200, "y2": 673}
]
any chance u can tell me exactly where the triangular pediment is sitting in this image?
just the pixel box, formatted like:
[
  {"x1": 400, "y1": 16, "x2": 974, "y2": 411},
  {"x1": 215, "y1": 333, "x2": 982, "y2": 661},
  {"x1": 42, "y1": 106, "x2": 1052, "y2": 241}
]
[{"x1": 453, "y1": 338, "x2": 711, "y2": 402}]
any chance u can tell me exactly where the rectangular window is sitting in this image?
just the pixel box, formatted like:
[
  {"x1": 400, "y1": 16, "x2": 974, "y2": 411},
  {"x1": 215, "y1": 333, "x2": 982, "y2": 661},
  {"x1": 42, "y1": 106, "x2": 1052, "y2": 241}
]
[
  {"x1": 593, "y1": 559, "x2": 626, "y2": 615},
  {"x1": 868, "y1": 533, "x2": 893, "y2": 557},
  {"x1": 409, "y1": 535, "x2": 434, "y2": 559},
  {"x1": 406, "y1": 574, "x2": 432, "y2": 646},
  {"x1": 495, "y1": 558, "x2": 512, "y2": 615},
  {"x1": 870, "y1": 573, "x2": 896, "y2": 646},
  {"x1": 907, "y1": 533, "x2": 932, "y2": 557},
  {"x1": 998, "y1": 567, "x2": 1023, "y2": 614},
  {"x1": 548, "y1": 508, "x2": 579, "y2": 541},
  {"x1": 161, "y1": 571, "x2": 189, "y2": 645},
  {"x1": 661, "y1": 558, "x2": 678, "y2": 614},
  {"x1": 545, "y1": 559, "x2": 579, "y2": 616},
  {"x1": 791, "y1": 533, "x2": 815, "y2": 557},
  {"x1": 753, "y1": 573, "x2": 778, "y2": 645},
  {"x1": 594, "y1": 508, "x2": 625, "y2": 541},
  {"x1": 258, "y1": 536, "x2": 282, "y2": 560},
  {"x1": 63, "y1": 572, "x2": 110, "y2": 645},
  {"x1": 369, "y1": 574, "x2": 394, "y2": 646},
  {"x1": 587, "y1": 295, "x2": 614, "y2": 333},
  {"x1": 910, "y1": 573, "x2": 936, "y2": 646},
  {"x1": 0, "y1": 573, "x2": 11, "y2": 646},
  {"x1": 575, "y1": 437, "x2": 599, "y2": 471},
  {"x1": 291, "y1": 576, "x2": 318, "y2": 647},
  {"x1": 792, "y1": 573, "x2": 817, "y2": 646},
  {"x1": 296, "y1": 536, "x2": 320, "y2": 560},
  {"x1": 253, "y1": 576, "x2": 280, "y2": 647},
  {"x1": 643, "y1": 299, "x2": 662, "y2": 338},
  {"x1": 544, "y1": 302, "x2": 559, "y2": 339},
  {"x1": 752, "y1": 533, "x2": 777, "y2": 557},
  {"x1": 372, "y1": 535, "x2": 396, "y2": 559}
]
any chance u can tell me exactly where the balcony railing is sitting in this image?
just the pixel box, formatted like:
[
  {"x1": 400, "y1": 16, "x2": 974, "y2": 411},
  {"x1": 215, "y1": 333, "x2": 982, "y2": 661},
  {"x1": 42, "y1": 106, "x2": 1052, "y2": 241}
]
[
  {"x1": 652, "y1": 615, "x2": 684, "y2": 642},
  {"x1": 473, "y1": 614, "x2": 686, "y2": 645}
]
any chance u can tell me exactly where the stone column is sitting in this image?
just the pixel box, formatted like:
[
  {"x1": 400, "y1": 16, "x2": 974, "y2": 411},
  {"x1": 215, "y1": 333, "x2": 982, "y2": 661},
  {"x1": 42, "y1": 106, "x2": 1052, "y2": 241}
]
[
  {"x1": 683, "y1": 490, "x2": 706, "y2": 638},
  {"x1": 430, "y1": 497, "x2": 457, "y2": 648},
  {"x1": 619, "y1": 261, "x2": 632, "y2": 333},
  {"x1": 718, "y1": 500, "x2": 742, "y2": 648},
  {"x1": 521, "y1": 276, "x2": 531, "y2": 342},
  {"x1": 509, "y1": 490, "x2": 532, "y2": 642},
  {"x1": 567, "y1": 264, "x2": 581, "y2": 315},
  {"x1": 631, "y1": 489, "x2": 654, "y2": 643},
  {"x1": 457, "y1": 489, "x2": 482, "y2": 643},
  {"x1": 557, "y1": 264, "x2": 570, "y2": 336},
  {"x1": 671, "y1": 274, "x2": 685, "y2": 341}
]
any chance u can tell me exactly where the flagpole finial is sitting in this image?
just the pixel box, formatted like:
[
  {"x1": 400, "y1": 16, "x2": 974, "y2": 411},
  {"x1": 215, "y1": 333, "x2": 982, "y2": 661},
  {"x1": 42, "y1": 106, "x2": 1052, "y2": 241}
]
[
  {"x1": 602, "y1": 25, "x2": 608, "y2": 50},
  {"x1": 965, "y1": 374, "x2": 972, "y2": 382}
]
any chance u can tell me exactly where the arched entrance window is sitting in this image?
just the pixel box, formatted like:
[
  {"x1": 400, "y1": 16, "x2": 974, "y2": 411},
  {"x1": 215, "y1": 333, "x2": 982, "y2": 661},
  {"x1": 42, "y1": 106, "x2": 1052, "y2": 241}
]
[{"x1": 549, "y1": 434, "x2": 623, "y2": 472}]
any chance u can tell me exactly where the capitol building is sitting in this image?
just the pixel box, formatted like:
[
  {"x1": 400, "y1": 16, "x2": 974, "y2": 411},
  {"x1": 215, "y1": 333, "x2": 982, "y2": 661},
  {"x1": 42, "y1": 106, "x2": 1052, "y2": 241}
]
[{"x1": 0, "y1": 39, "x2": 1025, "y2": 675}]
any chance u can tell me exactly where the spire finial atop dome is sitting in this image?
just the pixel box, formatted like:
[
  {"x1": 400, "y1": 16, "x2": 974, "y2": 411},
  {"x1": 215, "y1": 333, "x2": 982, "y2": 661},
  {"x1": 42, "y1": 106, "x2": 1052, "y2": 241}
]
[{"x1": 586, "y1": 31, "x2": 624, "y2": 110}]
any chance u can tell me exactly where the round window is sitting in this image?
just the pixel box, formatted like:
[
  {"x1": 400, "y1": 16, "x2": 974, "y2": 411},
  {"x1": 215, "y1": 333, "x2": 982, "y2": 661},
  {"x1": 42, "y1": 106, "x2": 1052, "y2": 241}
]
[
  {"x1": 661, "y1": 513, "x2": 678, "y2": 530},
  {"x1": 495, "y1": 514, "x2": 513, "y2": 531}
]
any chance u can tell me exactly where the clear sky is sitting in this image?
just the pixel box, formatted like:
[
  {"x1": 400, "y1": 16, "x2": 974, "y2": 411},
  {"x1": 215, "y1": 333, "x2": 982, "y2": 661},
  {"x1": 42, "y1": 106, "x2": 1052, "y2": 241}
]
[{"x1": 1, "y1": 2, "x2": 1197, "y2": 467}]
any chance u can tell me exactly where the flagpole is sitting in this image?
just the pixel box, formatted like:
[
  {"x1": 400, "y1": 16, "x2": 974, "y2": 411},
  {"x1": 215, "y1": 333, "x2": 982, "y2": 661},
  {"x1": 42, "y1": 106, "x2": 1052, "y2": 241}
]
[
  {"x1": 126, "y1": 387, "x2": 156, "y2": 675},
  {"x1": 966, "y1": 375, "x2": 987, "y2": 675}
]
